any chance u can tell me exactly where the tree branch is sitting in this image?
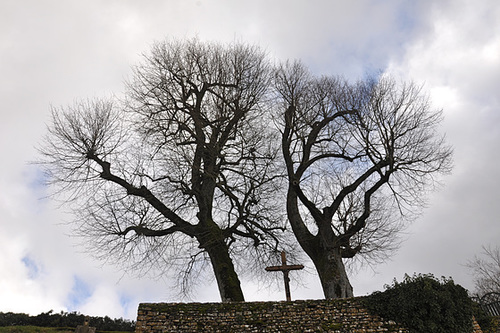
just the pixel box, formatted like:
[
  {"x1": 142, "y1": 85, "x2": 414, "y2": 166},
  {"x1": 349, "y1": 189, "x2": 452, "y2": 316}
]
[
  {"x1": 88, "y1": 153, "x2": 196, "y2": 237},
  {"x1": 118, "y1": 224, "x2": 182, "y2": 237}
]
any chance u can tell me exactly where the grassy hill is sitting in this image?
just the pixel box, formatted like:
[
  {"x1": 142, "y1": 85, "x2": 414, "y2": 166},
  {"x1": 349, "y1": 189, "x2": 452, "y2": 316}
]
[{"x1": 0, "y1": 327, "x2": 73, "y2": 333}]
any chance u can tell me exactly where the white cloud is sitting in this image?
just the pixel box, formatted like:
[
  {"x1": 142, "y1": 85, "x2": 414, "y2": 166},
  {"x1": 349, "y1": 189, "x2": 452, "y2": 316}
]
[
  {"x1": 1, "y1": 0, "x2": 499, "y2": 320},
  {"x1": 78, "y1": 284, "x2": 124, "y2": 319},
  {"x1": 358, "y1": 0, "x2": 500, "y2": 294}
]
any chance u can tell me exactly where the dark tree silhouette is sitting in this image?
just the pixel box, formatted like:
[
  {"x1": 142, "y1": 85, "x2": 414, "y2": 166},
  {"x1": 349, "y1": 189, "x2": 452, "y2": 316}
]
[
  {"x1": 274, "y1": 61, "x2": 453, "y2": 298},
  {"x1": 0, "y1": 310, "x2": 135, "y2": 331},
  {"x1": 39, "y1": 40, "x2": 453, "y2": 302},
  {"x1": 39, "y1": 39, "x2": 285, "y2": 302}
]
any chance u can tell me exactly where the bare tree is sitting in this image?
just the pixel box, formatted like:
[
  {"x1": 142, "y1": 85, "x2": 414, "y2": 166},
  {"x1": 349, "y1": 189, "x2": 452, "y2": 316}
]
[
  {"x1": 468, "y1": 245, "x2": 500, "y2": 297},
  {"x1": 274, "y1": 61, "x2": 453, "y2": 298},
  {"x1": 39, "y1": 39, "x2": 286, "y2": 302}
]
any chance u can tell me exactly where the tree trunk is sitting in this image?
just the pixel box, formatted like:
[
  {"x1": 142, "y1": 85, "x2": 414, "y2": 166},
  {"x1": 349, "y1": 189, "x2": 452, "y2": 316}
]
[
  {"x1": 286, "y1": 188, "x2": 353, "y2": 299},
  {"x1": 310, "y1": 247, "x2": 353, "y2": 299},
  {"x1": 203, "y1": 238, "x2": 245, "y2": 302}
]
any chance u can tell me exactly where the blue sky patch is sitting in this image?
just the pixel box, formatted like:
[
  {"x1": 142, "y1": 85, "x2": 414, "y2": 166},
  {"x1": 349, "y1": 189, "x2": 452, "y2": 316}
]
[
  {"x1": 22, "y1": 255, "x2": 40, "y2": 279},
  {"x1": 25, "y1": 165, "x2": 49, "y2": 192},
  {"x1": 66, "y1": 276, "x2": 93, "y2": 310}
]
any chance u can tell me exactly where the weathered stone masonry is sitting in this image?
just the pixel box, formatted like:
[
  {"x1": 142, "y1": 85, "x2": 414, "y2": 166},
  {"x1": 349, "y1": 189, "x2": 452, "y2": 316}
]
[
  {"x1": 136, "y1": 299, "x2": 411, "y2": 333},
  {"x1": 136, "y1": 298, "x2": 485, "y2": 332}
]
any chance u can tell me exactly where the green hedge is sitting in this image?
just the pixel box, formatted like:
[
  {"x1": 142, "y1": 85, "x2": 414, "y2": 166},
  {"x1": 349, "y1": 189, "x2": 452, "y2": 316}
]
[
  {"x1": 362, "y1": 273, "x2": 474, "y2": 333},
  {"x1": 0, "y1": 312, "x2": 134, "y2": 332}
]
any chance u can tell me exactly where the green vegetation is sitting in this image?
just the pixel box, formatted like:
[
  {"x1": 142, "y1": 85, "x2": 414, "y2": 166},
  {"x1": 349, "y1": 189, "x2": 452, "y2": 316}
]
[
  {"x1": 320, "y1": 322, "x2": 343, "y2": 331},
  {"x1": 472, "y1": 302, "x2": 500, "y2": 333},
  {"x1": 0, "y1": 327, "x2": 72, "y2": 333},
  {"x1": 362, "y1": 273, "x2": 475, "y2": 333},
  {"x1": 0, "y1": 327, "x2": 131, "y2": 333},
  {"x1": 0, "y1": 311, "x2": 134, "y2": 332}
]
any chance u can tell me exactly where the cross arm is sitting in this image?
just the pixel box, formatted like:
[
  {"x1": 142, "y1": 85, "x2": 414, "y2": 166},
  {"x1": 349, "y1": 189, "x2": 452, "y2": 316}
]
[{"x1": 265, "y1": 264, "x2": 304, "y2": 272}]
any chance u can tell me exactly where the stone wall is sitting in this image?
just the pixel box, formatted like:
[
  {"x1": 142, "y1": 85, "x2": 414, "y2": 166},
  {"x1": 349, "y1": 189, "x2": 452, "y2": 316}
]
[
  {"x1": 136, "y1": 299, "x2": 484, "y2": 333},
  {"x1": 136, "y1": 299, "x2": 410, "y2": 332}
]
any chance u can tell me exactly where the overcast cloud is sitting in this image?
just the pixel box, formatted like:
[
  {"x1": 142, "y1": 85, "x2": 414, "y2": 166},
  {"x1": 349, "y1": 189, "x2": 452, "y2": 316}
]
[{"x1": 1, "y1": 0, "x2": 499, "y2": 320}]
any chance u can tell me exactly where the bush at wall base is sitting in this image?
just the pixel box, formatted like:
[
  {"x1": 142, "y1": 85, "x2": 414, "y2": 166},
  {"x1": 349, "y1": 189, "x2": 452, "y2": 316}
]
[{"x1": 361, "y1": 273, "x2": 475, "y2": 333}]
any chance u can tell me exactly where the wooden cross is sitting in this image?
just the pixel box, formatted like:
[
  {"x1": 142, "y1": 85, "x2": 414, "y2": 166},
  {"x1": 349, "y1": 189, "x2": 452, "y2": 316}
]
[{"x1": 265, "y1": 251, "x2": 304, "y2": 301}]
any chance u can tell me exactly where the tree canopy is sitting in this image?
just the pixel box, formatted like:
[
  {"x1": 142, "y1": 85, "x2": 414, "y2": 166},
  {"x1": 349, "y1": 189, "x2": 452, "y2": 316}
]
[
  {"x1": 274, "y1": 61, "x2": 452, "y2": 298},
  {"x1": 40, "y1": 39, "x2": 286, "y2": 302},
  {"x1": 39, "y1": 39, "x2": 452, "y2": 301}
]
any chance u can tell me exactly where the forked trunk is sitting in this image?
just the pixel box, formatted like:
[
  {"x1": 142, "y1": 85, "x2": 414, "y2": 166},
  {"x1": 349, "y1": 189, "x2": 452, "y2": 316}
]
[
  {"x1": 204, "y1": 239, "x2": 245, "y2": 302},
  {"x1": 311, "y1": 248, "x2": 353, "y2": 299},
  {"x1": 286, "y1": 189, "x2": 353, "y2": 299}
]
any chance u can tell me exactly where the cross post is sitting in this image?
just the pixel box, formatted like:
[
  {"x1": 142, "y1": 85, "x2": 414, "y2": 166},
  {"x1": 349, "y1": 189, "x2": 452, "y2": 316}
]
[{"x1": 265, "y1": 251, "x2": 304, "y2": 301}]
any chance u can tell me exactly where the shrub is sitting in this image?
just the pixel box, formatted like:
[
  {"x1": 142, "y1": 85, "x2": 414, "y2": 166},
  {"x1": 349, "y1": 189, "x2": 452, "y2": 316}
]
[
  {"x1": 472, "y1": 301, "x2": 500, "y2": 333},
  {"x1": 362, "y1": 273, "x2": 474, "y2": 333}
]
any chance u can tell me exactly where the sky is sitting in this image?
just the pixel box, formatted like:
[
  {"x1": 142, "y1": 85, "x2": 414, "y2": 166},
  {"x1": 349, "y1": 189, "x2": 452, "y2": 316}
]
[{"x1": 1, "y1": 0, "x2": 499, "y2": 321}]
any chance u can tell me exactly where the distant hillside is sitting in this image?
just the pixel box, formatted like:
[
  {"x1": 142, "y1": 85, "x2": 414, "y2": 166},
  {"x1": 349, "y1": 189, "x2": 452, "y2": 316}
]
[{"x1": 0, "y1": 311, "x2": 134, "y2": 332}]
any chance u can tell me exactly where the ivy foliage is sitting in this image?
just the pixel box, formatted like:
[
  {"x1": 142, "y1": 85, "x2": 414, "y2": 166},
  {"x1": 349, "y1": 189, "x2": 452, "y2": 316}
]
[{"x1": 362, "y1": 273, "x2": 474, "y2": 333}]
